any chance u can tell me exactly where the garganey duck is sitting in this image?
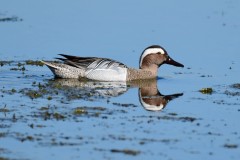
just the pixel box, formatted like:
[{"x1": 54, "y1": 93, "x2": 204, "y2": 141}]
[{"x1": 42, "y1": 45, "x2": 184, "y2": 81}]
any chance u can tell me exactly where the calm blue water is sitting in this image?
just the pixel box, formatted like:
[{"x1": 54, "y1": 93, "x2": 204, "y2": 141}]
[{"x1": 1, "y1": 0, "x2": 240, "y2": 160}]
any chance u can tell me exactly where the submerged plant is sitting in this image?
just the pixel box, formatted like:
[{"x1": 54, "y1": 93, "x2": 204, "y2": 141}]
[{"x1": 199, "y1": 88, "x2": 213, "y2": 94}]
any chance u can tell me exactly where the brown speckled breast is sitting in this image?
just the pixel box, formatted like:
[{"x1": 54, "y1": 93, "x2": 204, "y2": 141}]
[{"x1": 127, "y1": 68, "x2": 156, "y2": 81}]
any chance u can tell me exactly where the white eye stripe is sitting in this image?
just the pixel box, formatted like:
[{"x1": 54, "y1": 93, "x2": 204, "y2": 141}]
[
  {"x1": 139, "y1": 91, "x2": 165, "y2": 111},
  {"x1": 140, "y1": 48, "x2": 165, "y2": 66},
  {"x1": 145, "y1": 48, "x2": 165, "y2": 55}
]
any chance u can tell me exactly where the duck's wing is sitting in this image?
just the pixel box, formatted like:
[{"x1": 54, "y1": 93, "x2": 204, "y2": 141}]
[{"x1": 58, "y1": 54, "x2": 128, "y2": 70}]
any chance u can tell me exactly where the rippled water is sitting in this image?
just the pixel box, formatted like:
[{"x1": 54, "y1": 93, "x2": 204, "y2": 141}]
[{"x1": 1, "y1": 0, "x2": 240, "y2": 160}]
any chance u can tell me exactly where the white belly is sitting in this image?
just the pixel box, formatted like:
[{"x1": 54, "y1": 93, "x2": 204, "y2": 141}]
[{"x1": 85, "y1": 67, "x2": 127, "y2": 81}]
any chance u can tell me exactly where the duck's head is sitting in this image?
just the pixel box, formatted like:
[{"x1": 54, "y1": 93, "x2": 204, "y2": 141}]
[{"x1": 139, "y1": 45, "x2": 184, "y2": 70}]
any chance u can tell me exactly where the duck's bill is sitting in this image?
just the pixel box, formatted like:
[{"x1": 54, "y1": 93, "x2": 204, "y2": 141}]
[{"x1": 165, "y1": 57, "x2": 184, "y2": 67}]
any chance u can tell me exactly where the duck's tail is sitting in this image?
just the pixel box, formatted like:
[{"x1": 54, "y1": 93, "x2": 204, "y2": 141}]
[
  {"x1": 41, "y1": 60, "x2": 59, "y2": 69},
  {"x1": 41, "y1": 60, "x2": 82, "y2": 79}
]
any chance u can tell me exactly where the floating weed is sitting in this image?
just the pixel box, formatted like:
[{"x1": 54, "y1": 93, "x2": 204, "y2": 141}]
[
  {"x1": 0, "y1": 105, "x2": 9, "y2": 112},
  {"x1": 38, "y1": 82, "x2": 45, "y2": 89},
  {"x1": 36, "y1": 111, "x2": 65, "y2": 121},
  {"x1": 11, "y1": 88, "x2": 16, "y2": 93},
  {"x1": 0, "y1": 156, "x2": 9, "y2": 160},
  {"x1": 224, "y1": 90, "x2": 240, "y2": 96},
  {"x1": 112, "y1": 102, "x2": 138, "y2": 108},
  {"x1": 43, "y1": 111, "x2": 51, "y2": 120},
  {"x1": 222, "y1": 84, "x2": 240, "y2": 97},
  {"x1": 25, "y1": 60, "x2": 44, "y2": 66},
  {"x1": 39, "y1": 106, "x2": 49, "y2": 111},
  {"x1": 134, "y1": 115, "x2": 198, "y2": 123},
  {"x1": 231, "y1": 83, "x2": 240, "y2": 89},
  {"x1": 200, "y1": 75, "x2": 212, "y2": 78},
  {"x1": 21, "y1": 66, "x2": 25, "y2": 71},
  {"x1": 20, "y1": 82, "x2": 51, "y2": 99},
  {"x1": 0, "y1": 132, "x2": 7, "y2": 138},
  {"x1": 73, "y1": 108, "x2": 87, "y2": 115},
  {"x1": 19, "y1": 136, "x2": 34, "y2": 142},
  {"x1": 0, "y1": 60, "x2": 13, "y2": 66},
  {"x1": 12, "y1": 113, "x2": 17, "y2": 122},
  {"x1": 29, "y1": 123, "x2": 34, "y2": 128},
  {"x1": 26, "y1": 90, "x2": 42, "y2": 99},
  {"x1": 10, "y1": 66, "x2": 25, "y2": 71},
  {"x1": 73, "y1": 106, "x2": 107, "y2": 117},
  {"x1": 17, "y1": 62, "x2": 23, "y2": 68},
  {"x1": 0, "y1": 16, "x2": 23, "y2": 22},
  {"x1": 199, "y1": 88, "x2": 213, "y2": 94},
  {"x1": 0, "y1": 88, "x2": 18, "y2": 95},
  {"x1": 178, "y1": 117, "x2": 196, "y2": 122},
  {"x1": 35, "y1": 124, "x2": 46, "y2": 128},
  {"x1": 110, "y1": 149, "x2": 140, "y2": 156},
  {"x1": 168, "y1": 112, "x2": 178, "y2": 116},
  {"x1": 47, "y1": 96, "x2": 52, "y2": 100},
  {"x1": 224, "y1": 144, "x2": 238, "y2": 149},
  {"x1": 53, "y1": 113, "x2": 65, "y2": 120}
]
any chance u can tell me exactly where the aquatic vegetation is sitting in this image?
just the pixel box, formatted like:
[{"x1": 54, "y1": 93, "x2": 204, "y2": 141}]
[
  {"x1": 0, "y1": 59, "x2": 239, "y2": 160},
  {"x1": 11, "y1": 89, "x2": 16, "y2": 93},
  {"x1": 1, "y1": 0, "x2": 240, "y2": 159},
  {"x1": 73, "y1": 108, "x2": 87, "y2": 115},
  {"x1": 53, "y1": 113, "x2": 65, "y2": 120},
  {"x1": 10, "y1": 66, "x2": 25, "y2": 71},
  {"x1": 224, "y1": 90, "x2": 240, "y2": 96},
  {"x1": 25, "y1": 60, "x2": 44, "y2": 66},
  {"x1": 199, "y1": 88, "x2": 213, "y2": 94},
  {"x1": 0, "y1": 105, "x2": 9, "y2": 113},
  {"x1": 223, "y1": 84, "x2": 240, "y2": 97},
  {"x1": 0, "y1": 16, "x2": 23, "y2": 22},
  {"x1": 47, "y1": 96, "x2": 52, "y2": 100},
  {"x1": 132, "y1": 114, "x2": 197, "y2": 123},
  {"x1": 0, "y1": 157, "x2": 9, "y2": 160},
  {"x1": 33, "y1": 109, "x2": 66, "y2": 121},
  {"x1": 110, "y1": 149, "x2": 140, "y2": 156},
  {"x1": 73, "y1": 106, "x2": 107, "y2": 118},
  {"x1": 112, "y1": 102, "x2": 138, "y2": 108},
  {"x1": 231, "y1": 83, "x2": 240, "y2": 89},
  {"x1": 224, "y1": 144, "x2": 238, "y2": 149},
  {"x1": 25, "y1": 90, "x2": 43, "y2": 99}
]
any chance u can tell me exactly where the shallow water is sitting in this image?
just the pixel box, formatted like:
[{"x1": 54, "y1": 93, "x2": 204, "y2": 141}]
[{"x1": 1, "y1": 0, "x2": 240, "y2": 160}]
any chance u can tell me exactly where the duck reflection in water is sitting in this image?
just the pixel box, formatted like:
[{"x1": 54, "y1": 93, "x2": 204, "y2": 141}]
[
  {"x1": 48, "y1": 78, "x2": 183, "y2": 111},
  {"x1": 131, "y1": 79, "x2": 183, "y2": 111}
]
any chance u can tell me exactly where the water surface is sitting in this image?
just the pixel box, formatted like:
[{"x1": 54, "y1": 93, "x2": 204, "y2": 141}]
[{"x1": 1, "y1": 0, "x2": 240, "y2": 160}]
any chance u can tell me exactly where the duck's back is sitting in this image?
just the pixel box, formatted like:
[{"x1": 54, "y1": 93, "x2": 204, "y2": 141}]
[{"x1": 44, "y1": 54, "x2": 128, "y2": 81}]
